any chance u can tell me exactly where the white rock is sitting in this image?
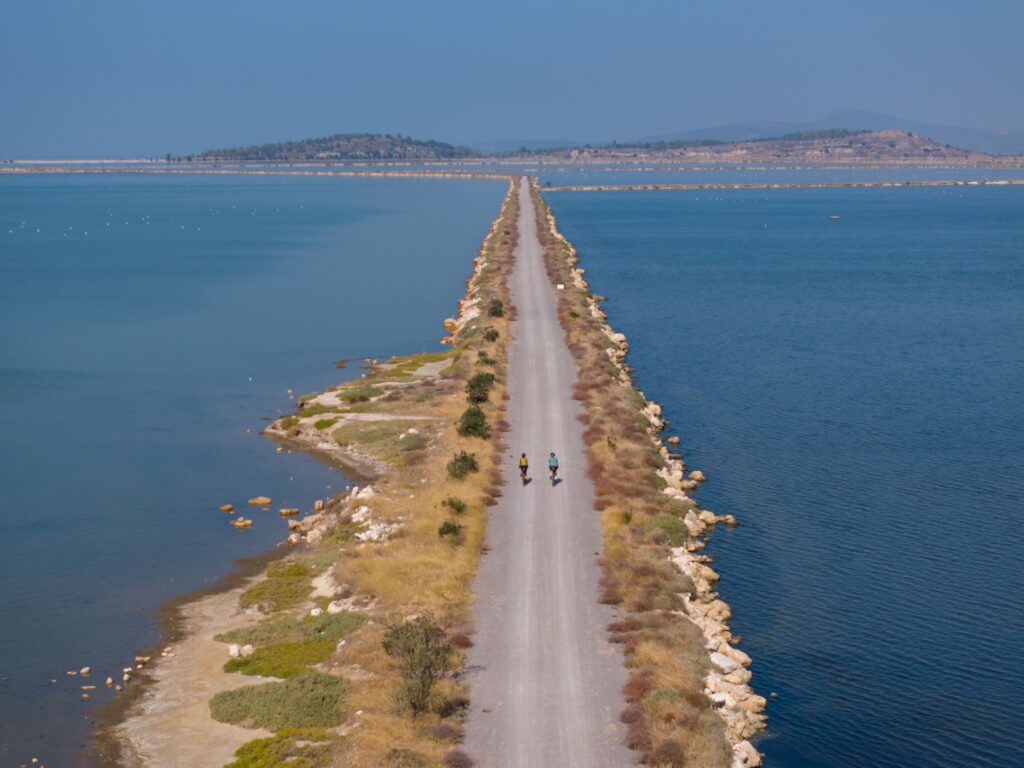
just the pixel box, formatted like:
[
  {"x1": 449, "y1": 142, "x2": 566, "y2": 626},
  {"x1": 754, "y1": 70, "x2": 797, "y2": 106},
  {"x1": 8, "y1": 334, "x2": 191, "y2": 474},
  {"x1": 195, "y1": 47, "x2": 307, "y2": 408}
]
[
  {"x1": 732, "y1": 740, "x2": 761, "y2": 768},
  {"x1": 240, "y1": 644, "x2": 255, "y2": 657},
  {"x1": 710, "y1": 651, "x2": 739, "y2": 674},
  {"x1": 355, "y1": 485, "x2": 375, "y2": 500},
  {"x1": 228, "y1": 644, "x2": 241, "y2": 658},
  {"x1": 310, "y1": 607, "x2": 324, "y2": 617},
  {"x1": 327, "y1": 601, "x2": 345, "y2": 615}
]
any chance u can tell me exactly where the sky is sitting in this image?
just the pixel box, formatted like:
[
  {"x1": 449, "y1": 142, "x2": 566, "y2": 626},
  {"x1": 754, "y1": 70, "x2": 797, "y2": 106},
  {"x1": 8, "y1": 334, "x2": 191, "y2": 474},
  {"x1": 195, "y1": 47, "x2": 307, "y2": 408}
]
[{"x1": 1, "y1": 0, "x2": 1022, "y2": 157}]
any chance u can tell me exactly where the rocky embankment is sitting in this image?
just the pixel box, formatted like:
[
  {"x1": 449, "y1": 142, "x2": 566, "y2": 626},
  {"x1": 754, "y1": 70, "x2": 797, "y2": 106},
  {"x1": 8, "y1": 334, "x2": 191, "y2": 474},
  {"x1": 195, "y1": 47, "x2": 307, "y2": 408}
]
[{"x1": 536, "y1": 180, "x2": 766, "y2": 767}]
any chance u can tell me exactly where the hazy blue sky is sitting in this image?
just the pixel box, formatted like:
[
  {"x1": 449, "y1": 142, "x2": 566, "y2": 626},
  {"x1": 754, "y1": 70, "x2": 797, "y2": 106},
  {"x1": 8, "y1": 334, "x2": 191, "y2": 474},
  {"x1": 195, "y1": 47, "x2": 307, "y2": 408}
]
[{"x1": 2, "y1": 0, "x2": 1021, "y2": 157}]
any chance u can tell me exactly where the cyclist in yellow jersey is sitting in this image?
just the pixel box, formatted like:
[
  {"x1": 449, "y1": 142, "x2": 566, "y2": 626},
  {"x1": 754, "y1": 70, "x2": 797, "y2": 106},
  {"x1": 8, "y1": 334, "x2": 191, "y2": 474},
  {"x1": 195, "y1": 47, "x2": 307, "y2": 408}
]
[{"x1": 518, "y1": 452, "x2": 529, "y2": 482}]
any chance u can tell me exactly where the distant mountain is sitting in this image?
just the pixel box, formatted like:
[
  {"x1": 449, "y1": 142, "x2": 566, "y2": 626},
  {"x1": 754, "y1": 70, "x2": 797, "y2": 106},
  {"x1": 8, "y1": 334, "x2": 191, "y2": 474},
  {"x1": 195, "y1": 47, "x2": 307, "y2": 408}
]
[
  {"x1": 642, "y1": 110, "x2": 1024, "y2": 156},
  {"x1": 190, "y1": 133, "x2": 479, "y2": 162}
]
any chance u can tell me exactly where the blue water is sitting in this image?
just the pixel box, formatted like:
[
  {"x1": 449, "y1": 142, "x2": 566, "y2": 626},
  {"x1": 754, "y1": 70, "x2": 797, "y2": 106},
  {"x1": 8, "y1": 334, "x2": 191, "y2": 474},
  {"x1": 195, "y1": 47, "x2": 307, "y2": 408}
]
[
  {"x1": 0, "y1": 173, "x2": 506, "y2": 766},
  {"x1": 547, "y1": 186, "x2": 1024, "y2": 767}
]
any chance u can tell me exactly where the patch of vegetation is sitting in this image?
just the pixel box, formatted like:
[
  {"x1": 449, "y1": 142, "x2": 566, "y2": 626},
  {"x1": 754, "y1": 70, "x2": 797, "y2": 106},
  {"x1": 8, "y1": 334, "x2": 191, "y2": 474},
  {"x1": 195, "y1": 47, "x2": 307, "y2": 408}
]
[
  {"x1": 225, "y1": 639, "x2": 334, "y2": 678},
  {"x1": 482, "y1": 327, "x2": 499, "y2": 343},
  {"x1": 647, "y1": 513, "x2": 688, "y2": 547},
  {"x1": 239, "y1": 561, "x2": 313, "y2": 614},
  {"x1": 298, "y1": 403, "x2": 334, "y2": 418},
  {"x1": 477, "y1": 351, "x2": 496, "y2": 366},
  {"x1": 440, "y1": 496, "x2": 467, "y2": 515},
  {"x1": 314, "y1": 418, "x2": 338, "y2": 431},
  {"x1": 457, "y1": 406, "x2": 491, "y2": 439},
  {"x1": 279, "y1": 415, "x2": 299, "y2": 430},
  {"x1": 225, "y1": 729, "x2": 333, "y2": 768},
  {"x1": 465, "y1": 372, "x2": 496, "y2": 404},
  {"x1": 385, "y1": 749, "x2": 429, "y2": 768},
  {"x1": 437, "y1": 520, "x2": 463, "y2": 542},
  {"x1": 340, "y1": 385, "x2": 382, "y2": 403},
  {"x1": 399, "y1": 432, "x2": 428, "y2": 452},
  {"x1": 382, "y1": 616, "x2": 454, "y2": 716},
  {"x1": 209, "y1": 673, "x2": 346, "y2": 730},
  {"x1": 446, "y1": 451, "x2": 479, "y2": 480},
  {"x1": 217, "y1": 611, "x2": 366, "y2": 647},
  {"x1": 487, "y1": 298, "x2": 504, "y2": 317}
]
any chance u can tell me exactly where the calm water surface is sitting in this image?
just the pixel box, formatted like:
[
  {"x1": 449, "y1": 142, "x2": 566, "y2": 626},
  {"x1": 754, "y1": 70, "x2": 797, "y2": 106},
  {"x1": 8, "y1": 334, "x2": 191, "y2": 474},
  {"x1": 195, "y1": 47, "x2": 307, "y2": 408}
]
[
  {"x1": 548, "y1": 186, "x2": 1024, "y2": 767},
  {"x1": 0, "y1": 174, "x2": 506, "y2": 765}
]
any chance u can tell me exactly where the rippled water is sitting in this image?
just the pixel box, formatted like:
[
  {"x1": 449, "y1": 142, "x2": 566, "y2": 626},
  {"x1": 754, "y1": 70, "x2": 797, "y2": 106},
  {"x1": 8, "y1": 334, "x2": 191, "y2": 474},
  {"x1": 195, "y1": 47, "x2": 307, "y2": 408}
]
[
  {"x1": 547, "y1": 186, "x2": 1024, "y2": 767},
  {"x1": 0, "y1": 173, "x2": 506, "y2": 765}
]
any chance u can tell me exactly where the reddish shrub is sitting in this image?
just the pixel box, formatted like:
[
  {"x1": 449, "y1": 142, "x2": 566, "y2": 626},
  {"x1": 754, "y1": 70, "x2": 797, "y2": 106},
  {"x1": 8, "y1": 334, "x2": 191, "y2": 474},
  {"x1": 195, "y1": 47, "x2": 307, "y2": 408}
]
[
  {"x1": 442, "y1": 749, "x2": 474, "y2": 768},
  {"x1": 622, "y1": 670, "x2": 654, "y2": 702},
  {"x1": 449, "y1": 631, "x2": 474, "y2": 649},
  {"x1": 646, "y1": 739, "x2": 688, "y2": 767},
  {"x1": 620, "y1": 703, "x2": 644, "y2": 724},
  {"x1": 428, "y1": 723, "x2": 463, "y2": 742}
]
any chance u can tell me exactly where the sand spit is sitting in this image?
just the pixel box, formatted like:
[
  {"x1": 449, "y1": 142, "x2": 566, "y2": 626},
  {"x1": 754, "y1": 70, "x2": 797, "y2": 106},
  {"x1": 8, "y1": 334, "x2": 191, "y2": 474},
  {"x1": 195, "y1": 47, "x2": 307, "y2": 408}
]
[
  {"x1": 542, "y1": 178, "x2": 1024, "y2": 192},
  {"x1": 0, "y1": 166, "x2": 511, "y2": 181},
  {"x1": 112, "y1": 584, "x2": 273, "y2": 767}
]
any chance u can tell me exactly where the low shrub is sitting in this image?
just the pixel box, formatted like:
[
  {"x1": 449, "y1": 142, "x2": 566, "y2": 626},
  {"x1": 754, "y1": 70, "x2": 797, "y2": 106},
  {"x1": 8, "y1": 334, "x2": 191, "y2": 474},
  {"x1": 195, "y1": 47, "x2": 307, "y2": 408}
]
[
  {"x1": 382, "y1": 616, "x2": 454, "y2": 716},
  {"x1": 446, "y1": 451, "x2": 479, "y2": 480},
  {"x1": 482, "y1": 327, "x2": 499, "y2": 342},
  {"x1": 209, "y1": 673, "x2": 346, "y2": 730},
  {"x1": 313, "y1": 418, "x2": 338, "y2": 431},
  {"x1": 279, "y1": 415, "x2": 299, "y2": 430},
  {"x1": 224, "y1": 639, "x2": 334, "y2": 678},
  {"x1": 440, "y1": 496, "x2": 467, "y2": 515},
  {"x1": 225, "y1": 729, "x2": 332, "y2": 768},
  {"x1": 647, "y1": 739, "x2": 688, "y2": 767},
  {"x1": 442, "y1": 749, "x2": 474, "y2": 768},
  {"x1": 648, "y1": 513, "x2": 688, "y2": 547},
  {"x1": 385, "y1": 749, "x2": 429, "y2": 768},
  {"x1": 438, "y1": 520, "x2": 463, "y2": 541},
  {"x1": 457, "y1": 406, "x2": 491, "y2": 439},
  {"x1": 427, "y1": 722, "x2": 463, "y2": 742},
  {"x1": 240, "y1": 561, "x2": 313, "y2": 614},
  {"x1": 487, "y1": 298, "x2": 504, "y2": 317},
  {"x1": 217, "y1": 612, "x2": 365, "y2": 647},
  {"x1": 465, "y1": 372, "x2": 496, "y2": 404}
]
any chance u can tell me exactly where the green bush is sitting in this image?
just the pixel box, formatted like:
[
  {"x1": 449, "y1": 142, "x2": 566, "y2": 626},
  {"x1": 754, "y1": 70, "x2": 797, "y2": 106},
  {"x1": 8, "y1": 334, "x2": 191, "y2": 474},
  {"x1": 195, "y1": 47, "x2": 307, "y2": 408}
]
[
  {"x1": 483, "y1": 327, "x2": 499, "y2": 343},
  {"x1": 279, "y1": 416, "x2": 299, "y2": 430},
  {"x1": 382, "y1": 617, "x2": 454, "y2": 716},
  {"x1": 457, "y1": 406, "x2": 491, "y2": 439},
  {"x1": 313, "y1": 418, "x2": 338, "y2": 431},
  {"x1": 438, "y1": 520, "x2": 463, "y2": 541},
  {"x1": 440, "y1": 497, "x2": 467, "y2": 515},
  {"x1": 647, "y1": 513, "x2": 688, "y2": 547},
  {"x1": 209, "y1": 673, "x2": 346, "y2": 730},
  {"x1": 239, "y1": 562, "x2": 314, "y2": 614},
  {"x1": 487, "y1": 298, "x2": 504, "y2": 317},
  {"x1": 224, "y1": 639, "x2": 334, "y2": 678},
  {"x1": 466, "y1": 372, "x2": 496, "y2": 404},
  {"x1": 446, "y1": 451, "x2": 479, "y2": 480},
  {"x1": 217, "y1": 612, "x2": 365, "y2": 647},
  {"x1": 225, "y1": 729, "x2": 332, "y2": 768}
]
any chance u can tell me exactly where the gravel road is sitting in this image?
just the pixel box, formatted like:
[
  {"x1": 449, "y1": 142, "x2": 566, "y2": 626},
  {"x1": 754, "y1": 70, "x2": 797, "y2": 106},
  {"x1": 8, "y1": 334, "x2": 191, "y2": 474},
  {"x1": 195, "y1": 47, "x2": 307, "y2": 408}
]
[{"x1": 463, "y1": 180, "x2": 633, "y2": 767}]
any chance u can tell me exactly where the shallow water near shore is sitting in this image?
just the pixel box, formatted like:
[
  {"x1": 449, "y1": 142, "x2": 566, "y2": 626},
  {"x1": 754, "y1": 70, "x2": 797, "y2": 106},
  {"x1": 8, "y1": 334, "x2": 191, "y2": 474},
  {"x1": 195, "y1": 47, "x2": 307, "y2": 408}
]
[
  {"x1": 0, "y1": 173, "x2": 506, "y2": 765},
  {"x1": 548, "y1": 186, "x2": 1024, "y2": 767}
]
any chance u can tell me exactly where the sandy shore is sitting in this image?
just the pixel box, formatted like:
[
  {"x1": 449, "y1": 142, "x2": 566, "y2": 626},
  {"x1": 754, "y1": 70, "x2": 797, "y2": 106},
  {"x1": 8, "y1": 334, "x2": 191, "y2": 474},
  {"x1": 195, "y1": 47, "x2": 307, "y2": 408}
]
[{"x1": 110, "y1": 584, "x2": 272, "y2": 767}]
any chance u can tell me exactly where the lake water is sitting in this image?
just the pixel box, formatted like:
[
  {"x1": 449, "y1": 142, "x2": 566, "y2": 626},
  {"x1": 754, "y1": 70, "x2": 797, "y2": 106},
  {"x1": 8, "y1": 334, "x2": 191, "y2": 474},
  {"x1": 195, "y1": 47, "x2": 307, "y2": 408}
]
[
  {"x1": 0, "y1": 173, "x2": 507, "y2": 766},
  {"x1": 547, "y1": 186, "x2": 1024, "y2": 767}
]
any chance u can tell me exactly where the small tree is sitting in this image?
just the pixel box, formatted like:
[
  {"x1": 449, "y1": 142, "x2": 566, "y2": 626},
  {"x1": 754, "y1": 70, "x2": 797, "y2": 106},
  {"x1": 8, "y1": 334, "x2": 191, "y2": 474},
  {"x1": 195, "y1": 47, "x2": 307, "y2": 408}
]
[
  {"x1": 487, "y1": 298, "x2": 504, "y2": 317},
  {"x1": 446, "y1": 451, "x2": 479, "y2": 480},
  {"x1": 382, "y1": 616, "x2": 453, "y2": 715},
  {"x1": 466, "y1": 372, "x2": 495, "y2": 404},
  {"x1": 457, "y1": 406, "x2": 491, "y2": 439}
]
